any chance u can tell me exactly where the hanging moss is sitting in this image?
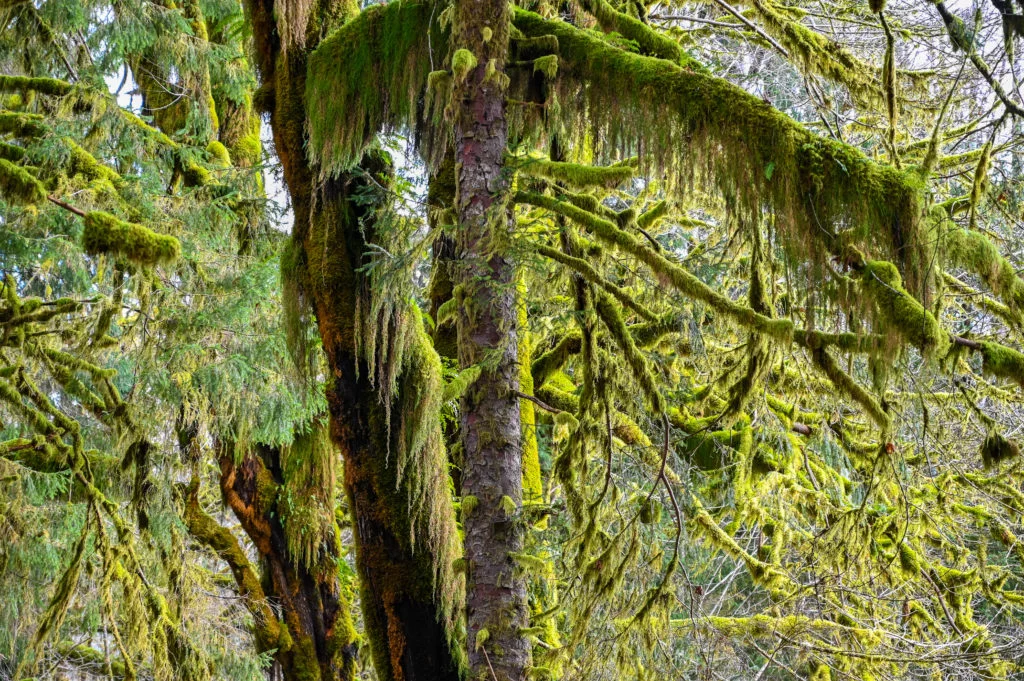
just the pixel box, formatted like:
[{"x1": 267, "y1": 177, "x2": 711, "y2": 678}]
[
  {"x1": 81, "y1": 211, "x2": 181, "y2": 266},
  {"x1": 533, "y1": 54, "x2": 558, "y2": 79},
  {"x1": 306, "y1": 1, "x2": 443, "y2": 175},
  {"x1": 811, "y1": 347, "x2": 889, "y2": 430},
  {"x1": 578, "y1": 0, "x2": 698, "y2": 66},
  {"x1": 981, "y1": 430, "x2": 1020, "y2": 467},
  {"x1": 515, "y1": 155, "x2": 635, "y2": 189},
  {"x1": 513, "y1": 10, "x2": 929, "y2": 297},
  {"x1": 536, "y1": 244, "x2": 655, "y2": 320},
  {"x1": 0, "y1": 111, "x2": 45, "y2": 137},
  {"x1": 519, "y1": 191, "x2": 794, "y2": 340},
  {"x1": 452, "y1": 48, "x2": 478, "y2": 82},
  {"x1": 442, "y1": 364, "x2": 482, "y2": 402},
  {"x1": 944, "y1": 227, "x2": 1024, "y2": 314},
  {"x1": 979, "y1": 341, "x2": 1024, "y2": 387},
  {"x1": 861, "y1": 260, "x2": 948, "y2": 356},
  {"x1": 0, "y1": 158, "x2": 45, "y2": 205}
]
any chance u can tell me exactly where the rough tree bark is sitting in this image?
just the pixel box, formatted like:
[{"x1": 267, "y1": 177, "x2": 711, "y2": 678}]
[{"x1": 451, "y1": 1, "x2": 531, "y2": 679}]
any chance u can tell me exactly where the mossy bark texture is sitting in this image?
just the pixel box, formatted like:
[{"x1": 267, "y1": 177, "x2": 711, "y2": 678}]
[
  {"x1": 216, "y1": 447, "x2": 356, "y2": 681},
  {"x1": 247, "y1": 1, "x2": 462, "y2": 680},
  {"x1": 452, "y1": 2, "x2": 531, "y2": 679}
]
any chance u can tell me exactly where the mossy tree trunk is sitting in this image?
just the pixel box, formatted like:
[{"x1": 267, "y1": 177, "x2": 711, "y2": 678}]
[
  {"x1": 211, "y1": 445, "x2": 357, "y2": 681},
  {"x1": 451, "y1": 2, "x2": 531, "y2": 679},
  {"x1": 245, "y1": 2, "x2": 463, "y2": 680}
]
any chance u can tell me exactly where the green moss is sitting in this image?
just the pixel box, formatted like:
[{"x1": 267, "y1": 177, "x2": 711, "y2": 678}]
[
  {"x1": 861, "y1": 260, "x2": 948, "y2": 356},
  {"x1": 233, "y1": 131, "x2": 262, "y2": 167},
  {"x1": 0, "y1": 111, "x2": 44, "y2": 138},
  {"x1": 944, "y1": 227, "x2": 1024, "y2": 313},
  {"x1": 81, "y1": 211, "x2": 181, "y2": 266},
  {"x1": 636, "y1": 200, "x2": 668, "y2": 230},
  {"x1": 579, "y1": 0, "x2": 696, "y2": 67},
  {"x1": 979, "y1": 341, "x2": 1024, "y2": 387},
  {"x1": 66, "y1": 140, "x2": 122, "y2": 186},
  {"x1": 206, "y1": 140, "x2": 231, "y2": 166},
  {"x1": 0, "y1": 141, "x2": 25, "y2": 162},
  {"x1": 306, "y1": 1, "x2": 442, "y2": 173},
  {"x1": 442, "y1": 364, "x2": 481, "y2": 402},
  {"x1": 452, "y1": 48, "x2": 478, "y2": 82},
  {"x1": 515, "y1": 155, "x2": 634, "y2": 189},
  {"x1": 533, "y1": 54, "x2": 558, "y2": 79},
  {"x1": 518, "y1": 281, "x2": 543, "y2": 510},
  {"x1": 0, "y1": 158, "x2": 45, "y2": 205},
  {"x1": 0, "y1": 75, "x2": 72, "y2": 96},
  {"x1": 513, "y1": 10, "x2": 928, "y2": 295},
  {"x1": 981, "y1": 430, "x2": 1019, "y2": 467},
  {"x1": 462, "y1": 494, "x2": 479, "y2": 519},
  {"x1": 810, "y1": 346, "x2": 889, "y2": 430},
  {"x1": 519, "y1": 191, "x2": 794, "y2": 340}
]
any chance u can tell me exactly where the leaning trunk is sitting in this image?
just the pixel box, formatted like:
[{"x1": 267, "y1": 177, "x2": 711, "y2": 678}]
[{"x1": 451, "y1": 2, "x2": 531, "y2": 679}]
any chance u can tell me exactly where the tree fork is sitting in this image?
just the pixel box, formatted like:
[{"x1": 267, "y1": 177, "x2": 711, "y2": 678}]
[{"x1": 452, "y1": 1, "x2": 531, "y2": 679}]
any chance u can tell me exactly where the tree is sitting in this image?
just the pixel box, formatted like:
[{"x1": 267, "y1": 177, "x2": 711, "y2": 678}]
[{"x1": 8, "y1": 0, "x2": 1024, "y2": 680}]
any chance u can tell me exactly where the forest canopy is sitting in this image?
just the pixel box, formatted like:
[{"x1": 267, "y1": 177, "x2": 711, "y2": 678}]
[{"x1": 4, "y1": 0, "x2": 1024, "y2": 679}]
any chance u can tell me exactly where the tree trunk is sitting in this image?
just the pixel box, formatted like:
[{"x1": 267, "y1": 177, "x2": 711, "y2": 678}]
[
  {"x1": 451, "y1": 2, "x2": 531, "y2": 679},
  {"x1": 215, "y1": 446, "x2": 357, "y2": 681},
  {"x1": 245, "y1": 2, "x2": 464, "y2": 680}
]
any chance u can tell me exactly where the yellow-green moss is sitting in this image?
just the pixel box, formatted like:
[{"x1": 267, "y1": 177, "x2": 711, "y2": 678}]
[
  {"x1": 0, "y1": 75, "x2": 72, "y2": 96},
  {"x1": 81, "y1": 211, "x2": 180, "y2": 266},
  {"x1": 0, "y1": 158, "x2": 45, "y2": 205},
  {"x1": 944, "y1": 227, "x2": 1024, "y2": 313},
  {"x1": 306, "y1": 1, "x2": 441, "y2": 173},
  {"x1": 979, "y1": 341, "x2": 1024, "y2": 387},
  {"x1": 862, "y1": 260, "x2": 948, "y2": 356},
  {"x1": 206, "y1": 140, "x2": 231, "y2": 166}
]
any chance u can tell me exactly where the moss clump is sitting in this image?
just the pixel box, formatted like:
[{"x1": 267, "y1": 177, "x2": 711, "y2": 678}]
[
  {"x1": 515, "y1": 156, "x2": 634, "y2": 189},
  {"x1": 0, "y1": 75, "x2": 72, "y2": 96},
  {"x1": 579, "y1": 0, "x2": 697, "y2": 67},
  {"x1": 452, "y1": 48, "x2": 478, "y2": 82},
  {"x1": 0, "y1": 141, "x2": 25, "y2": 162},
  {"x1": 462, "y1": 494, "x2": 479, "y2": 519},
  {"x1": 442, "y1": 364, "x2": 482, "y2": 402},
  {"x1": 81, "y1": 211, "x2": 181, "y2": 266},
  {"x1": 66, "y1": 140, "x2": 122, "y2": 186},
  {"x1": 533, "y1": 54, "x2": 558, "y2": 79},
  {"x1": 979, "y1": 341, "x2": 1024, "y2": 387},
  {"x1": 861, "y1": 260, "x2": 948, "y2": 356},
  {"x1": 981, "y1": 430, "x2": 1020, "y2": 468},
  {"x1": 945, "y1": 227, "x2": 1024, "y2": 313},
  {"x1": 0, "y1": 111, "x2": 45, "y2": 138},
  {"x1": 206, "y1": 140, "x2": 231, "y2": 166},
  {"x1": 0, "y1": 158, "x2": 45, "y2": 205}
]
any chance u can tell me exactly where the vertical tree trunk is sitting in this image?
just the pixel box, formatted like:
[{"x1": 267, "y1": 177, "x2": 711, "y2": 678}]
[
  {"x1": 244, "y1": 3, "x2": 464, "y2": 680},
  {"x1": 451, "y1": 2, "x2": 531, "y2": 679}
]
